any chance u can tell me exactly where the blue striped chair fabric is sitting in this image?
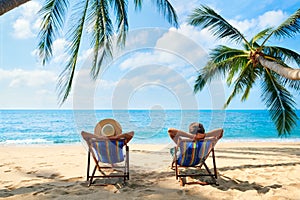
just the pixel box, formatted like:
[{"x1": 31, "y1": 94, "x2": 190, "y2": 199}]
[
  {"x1": 177, "y1": 139, "x2": 214, "y2": 167},
  {"x1": 90, "y1": 139, "x2": 125, "y2": 164}
]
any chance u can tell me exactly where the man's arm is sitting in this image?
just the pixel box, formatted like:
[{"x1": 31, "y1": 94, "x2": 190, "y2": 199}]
[
  {"x1": 168, "y1": 128, "x2": 195, "y2": 144},
  {"x1": 205, "y1": 128, "x2": 224, "y2": 139}
]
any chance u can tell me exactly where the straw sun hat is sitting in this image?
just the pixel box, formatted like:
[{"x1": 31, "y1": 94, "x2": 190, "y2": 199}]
[{"x1": 94, "y1": 118, "x2": 122, "y2": 137}]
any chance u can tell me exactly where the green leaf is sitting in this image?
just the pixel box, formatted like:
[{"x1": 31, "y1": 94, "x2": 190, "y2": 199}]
[
  {"x1": 250, "y1": 28, "x2": 272, "y2": 46},
  {"x1": 261, "y1": 69, "x2": 298, "y2": 136},
  {"x1": 113, "y1": 0, "x2": 129, "y2": 47},
  {"x1": 134, "y1": 0, "x2": 143, "y2": 11},
  {"x1": 264, "y1": 46, "x2": 300, "y2": 66},
  {"x1": 273, "y1": 8, "x2": 300, "y2": 38},
  {"x1": 224, "y1": 61, "x2": 261, "y2": 108},
  {"x1": 188, "y1": 5, "x2": 249, "y2": 46},
  {"x1": 194, "y1": 62, "x2": 224, "y2": 93},
  {"x1": 152, "y1": 0, "x2": 178, "y2": 28},
  {"x1": 38, "y1": 0, "x2": 69, "y2": 65},
  {"x1": 89, "y1": 0, "x2": 113, "y2": 80},
  {"x1": 210, "y1": 45, "x2": 248, "y2": 65},
  {"x1": 57, "y1": 0, "x2": 90, "y2": 104}
]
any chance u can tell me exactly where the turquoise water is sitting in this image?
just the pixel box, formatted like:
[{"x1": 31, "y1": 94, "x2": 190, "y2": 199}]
[{"x1": 0, "y1": 110, "x2": 299, "y2": 145}]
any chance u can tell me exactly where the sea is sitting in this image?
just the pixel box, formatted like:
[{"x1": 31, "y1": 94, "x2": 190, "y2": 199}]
[{"x1": 0, "y1": 110, "x2": 300, "y2": 145}]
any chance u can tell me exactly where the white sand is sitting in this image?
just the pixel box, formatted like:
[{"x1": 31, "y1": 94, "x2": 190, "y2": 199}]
[{"x1": 0, "y1": 141, "x2": 300, "y2": 200}]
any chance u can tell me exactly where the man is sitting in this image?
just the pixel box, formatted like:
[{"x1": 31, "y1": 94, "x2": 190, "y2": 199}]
[{"x1": 168, "y1": 122, "x2": 223, "y2": 144}]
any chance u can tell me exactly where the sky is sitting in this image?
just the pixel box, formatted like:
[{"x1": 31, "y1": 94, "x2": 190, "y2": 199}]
[{"x1": 0, "y1": 0, "x2": 300, "y2": 110}]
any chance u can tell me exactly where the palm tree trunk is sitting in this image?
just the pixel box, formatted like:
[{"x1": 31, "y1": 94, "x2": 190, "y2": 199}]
[
  {"x1": 0, "y1": 0, "x2": 30, "y2": 16},
  {"x1": 257, "y1": 55, "x2": 300, "y2": 80}
]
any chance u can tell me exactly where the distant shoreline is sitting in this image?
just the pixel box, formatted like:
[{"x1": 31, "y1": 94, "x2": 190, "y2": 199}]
[
  {"x1": 1, "y1": 139, "x2": 300, "y2": 147},
  {"x1": 1, "y1": 109, "x2": 300, "y2": 111}
]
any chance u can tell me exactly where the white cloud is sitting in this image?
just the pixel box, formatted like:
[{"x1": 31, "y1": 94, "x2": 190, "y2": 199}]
[
  {"x1": 115, "y1": 66, "x2": 193, "y2": 95},
  {"x1": 156, "y1": 25, "x2": 212, "y2": 66},
  {"x1": 13, "y1": 19, "x2": 33, "y2": 39},
  {"x1": 0, "y1": 68, "x2": 57, "y2": 88},
  {"x1": 111, "y1": 65, "x2": 199, "y2": 109},
  {"x1": 96, "y1": 79, "x2": 117, "y2": 90},
  {"x1": 118, "y1": 25, "x2": 211, "y2": 72},
  {"x1": 12, "y1": 1, "x2": 42, "y2": 39},
  {"x1": 228, "y1": 18, "x2": 257, "y2": 37},
  {"x1": 114, "y1": 26, "x2": 210, "y2": 94},
  {"x1": 119, "y1": 52, "x2": 156, "y2": 70},
  {"x1": 228, "y1": 10, "x2": 287, "y2": 39},
  {"x1": 171, "y1": 5, "x2": 288, "y2": 45},
  {"x1": 78, "y1": 48, "x2": 94, "y2": 63},
  {"x1": 258, "y1": 10, "x2": 287, "y2": 28},
  {"x1": 21, "y1": 1, "x2": 42, "y2": 19},
  {"x1": 52, "y1": 38, "x2": 70, "y2": 63},
  {"x1": 171, "y1": 0, "x2": 200, "y2": 22},
  {"x1": 124, "y1": 29, "x2": 151, "y2": 47},
  {"x1": 0, "y1": 68, "x2": 61, "y2": 109}
]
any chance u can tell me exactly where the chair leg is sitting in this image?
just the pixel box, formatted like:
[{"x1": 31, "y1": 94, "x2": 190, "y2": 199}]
[
  {"x1": 126, "y1": 145, "x2": 129, "y2": 180},
  {"x1": 87, "y1": 151, "x2": 91, "y2": 181},
  {"x1": 174, "y1": 148, "x2": 179, "y2": 180},
  {"x1": 179, "y1": 177, "x2": 186, "y2": 186},
  {"x1": 88, "y1": 165, "x2": 97, "y2": 187},
  {"x1": 203, "y1": 162, "x2": 213, "y2": 176},
  {"x1": 212, "y1": 148, "x2": 218, "y2": 179},
  {"x1": 203, "y1": 162, "x2": 217, "y2": 184}
]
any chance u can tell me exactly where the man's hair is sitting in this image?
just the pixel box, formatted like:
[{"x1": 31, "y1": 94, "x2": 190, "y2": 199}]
[{"x1": 189, "y1": 122, "x2": 205, "y2": 134}]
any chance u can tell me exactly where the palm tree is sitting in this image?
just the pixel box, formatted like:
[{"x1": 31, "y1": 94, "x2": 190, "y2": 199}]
[
  {"x1": 188, "y1": 5, "x2": 300, "y2": 136},
  {"x1": 38, "y1": 0, "x2": 178, "y2": 104},
  {"x1": 0, "y1": 0, "x2": 30, "y2": 16}
]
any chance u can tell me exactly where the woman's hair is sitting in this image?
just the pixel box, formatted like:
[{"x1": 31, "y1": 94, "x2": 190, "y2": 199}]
[{"x1": 189, "y1": 122, "x2": 205, "y2": 134}]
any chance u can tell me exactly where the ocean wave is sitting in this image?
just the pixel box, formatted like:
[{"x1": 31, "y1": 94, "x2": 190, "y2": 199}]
[
  {"x1": 221, "y1": 138, "x2": 300, "y2": 143},
  {"x1": 0, "y1": 139, "x2": 54, "y2": 145}
]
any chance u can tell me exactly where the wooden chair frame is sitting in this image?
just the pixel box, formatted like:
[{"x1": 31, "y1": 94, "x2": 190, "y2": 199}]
[
  {"x1": 85, "y1": 138, "x2": 130, "y2": 186},
  {"x1": 173, "y1": 139, "x2": 219, "y2": 186}
]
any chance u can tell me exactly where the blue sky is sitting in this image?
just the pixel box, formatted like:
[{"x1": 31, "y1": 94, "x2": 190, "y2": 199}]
[{"x1": 0, "y1": 0, "x2": 299, "y2": 110}]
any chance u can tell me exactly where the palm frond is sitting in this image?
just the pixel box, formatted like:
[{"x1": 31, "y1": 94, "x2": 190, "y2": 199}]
[
  {"x1": 195, "y1": 46, "x2": 250, "y2": 93},
  {"x1": 261, "y1": 69, "x2": 298, "y2": 136},
  {"x1": 276, "y1": 76, "x2": 300, "y2": 95},
  {"x1": 38, "y1": 0, "x2": 69, "y2": 65},
  {"x1": 89, "y1": 0, "x2": 113, "y2": 80},
  {"x1": 226, "y1": 58, "x2": 248, "y2": 85},
  {"x1": 134, "y1": 0, "x2": 143, "y2": 11},
  {"x1": 273, "y1": 8, "x2": 300, "y2": 38},
  {"x1": 250, "y1": 28, "x2": 272, "y2": 46},
  {"x1": 210, "y1": 45, "x2": 249, "y2": 64},
  {"x1": 152, "y1": 0, "x2": 178, "y2": 28},
  {"x1": 188, "y1": 5, "x2": 250, "y2": 47},
  {"x1": 88, "y1": 0, "x2": 101, "y2": 80},
  {"x1": 113, "y1": 0, "x2": 129, "y2": 46},
  {"x1": 263, "y1": 46, "x2": 300, "y2": 65},
  {"x1": 224, "y1": 60, "x2": 261, "y2": 108},
  {"x1": 241, "y1": 63, "x2": 262, "y2": 101},
  {"x1": 281, "y1": 77, "x2": 300, "y2": 91},
  {"x1": 194, "y1": 62, "x2": 225, "y2": 93},
  {"x1": 260, "y1": 8, "x2": 300, "y2": 47},
  {"x1": 57, "y1": 0, "x2": 90, "y2": 104},
  {"x1": 208, "y1": 45, "x2": 249, "y2": 85}
]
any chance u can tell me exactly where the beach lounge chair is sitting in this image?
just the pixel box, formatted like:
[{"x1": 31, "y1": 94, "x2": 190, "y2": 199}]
[
  {"x1": 172, "y1": 135, "x2": 222, "y2": 186},
  {"x1": 81, "y1": 119, "x2": 134, "y2": 186}
]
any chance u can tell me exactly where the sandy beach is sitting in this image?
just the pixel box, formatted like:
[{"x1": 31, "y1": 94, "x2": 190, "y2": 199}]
[{"x1": 0, "y1": 141, "x2": 300, "y2": 200}]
